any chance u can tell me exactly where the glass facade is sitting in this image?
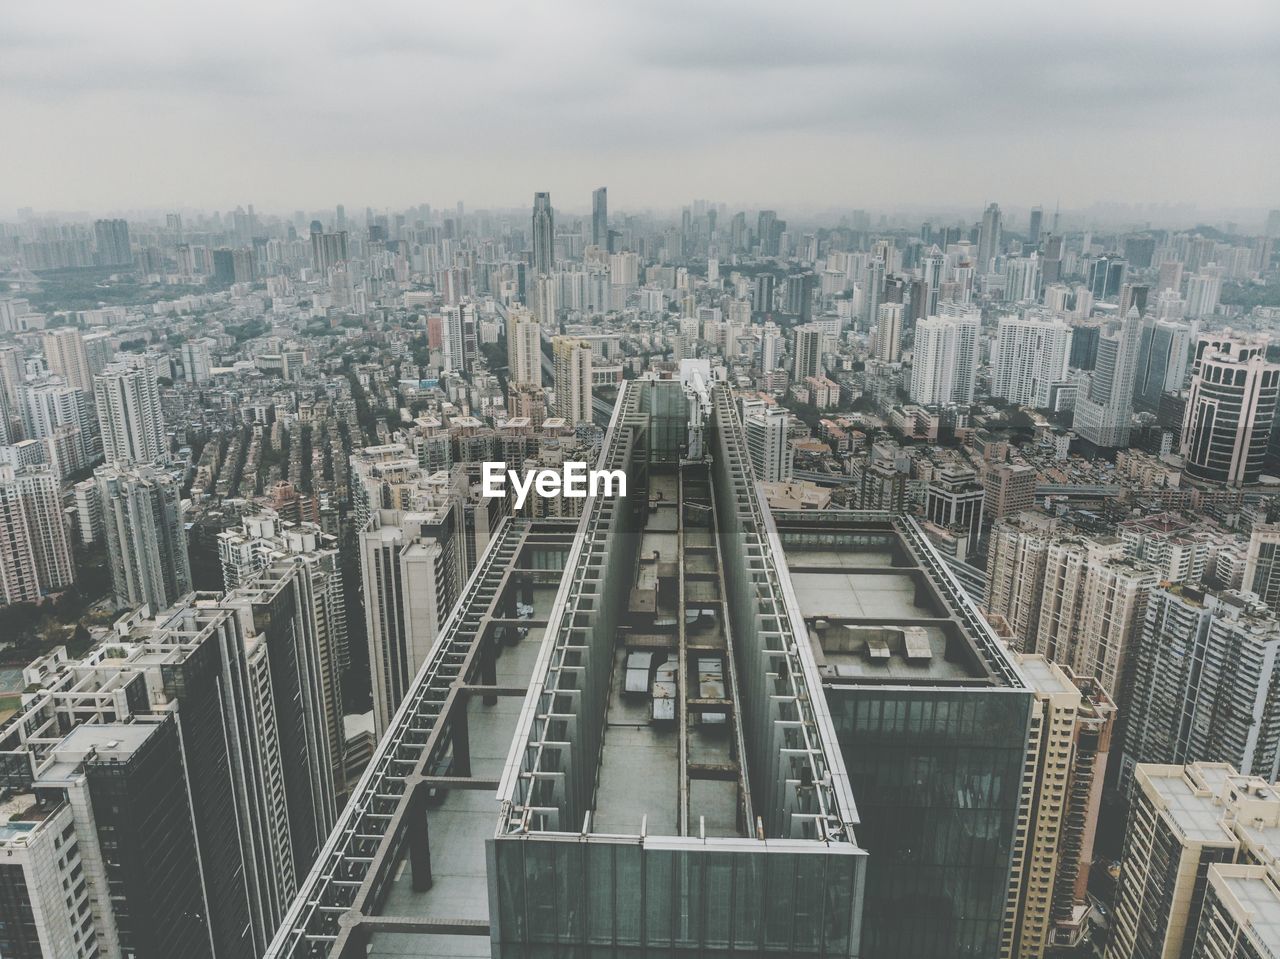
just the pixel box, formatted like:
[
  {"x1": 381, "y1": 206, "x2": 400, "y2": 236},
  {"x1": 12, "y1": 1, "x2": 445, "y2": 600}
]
[
  {"x1": 489, "y1": 835, "x2": 864, "y2": 956},
  {"x1": 826, "y1": 687, "x2": 1032, "y2": 958}
]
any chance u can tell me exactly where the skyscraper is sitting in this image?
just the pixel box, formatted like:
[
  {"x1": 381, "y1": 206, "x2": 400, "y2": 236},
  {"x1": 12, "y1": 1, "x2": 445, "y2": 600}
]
[
  {"x1": 95, "y1": 361, "x2": 167, "y2": 466},
  {"x1": 359, "y1": 505, "x2": 464, "y2": 733},
  {"x1": 743, "y1": 404, "x2": 793, "y2": 482},
  {"x1": 1122, "y1": 587, "x2": 1280, "y2": 787},
  {"x1": 1244, "y1": 523, "x2": 1280, "y2": 613},
  {"x1": 876, "y1": 302, "x2": 904, "y2": 363},
  {"x1": 792, "y1": 321, "x2": 825, "y2": 380},
  {"x1": 0, "y1": 586, "x2": 339, "y2": 958},
  {"x1": 977, "y1": 202, "x2": 1002, "y2": 273},
  {"x1": 985, "y1": 512, "x2": 1058, "y2": 650},
  {"x1": 97, "y1": 462, "x2": 192, "y2": 611},
  {"x1": 1006, "y1": 655, "x2": 1116, "y2": 958},
  {"x1": 910, "y1": 308, "x2": 980, "y2": 406},
  {"x1": 1132, "y1": 317, "x2": 1191, "y2": 411},
  {"x1": 41, "y1": 327, "x2": 93, "y2": 394},
  {"x1": 93, "y1": 217, "x2": 131, "y2": 266},
  {"x1": 531, "y1": 191, "x2": 554, "y2": 275},
  {"x1": 551, "y1": 335, "x2": 592, "y2": 424},
  {"x1": 1027, "y1": 206, "x2": 1043, "y2": 247},
  {"x1": 505, "y1": 304, "x2": 542, "y2": 388},
  {"x1": 992, "y1": 313, "x2": 1073, "y2": 407},
  {"x1": 310, "y1": 227, "x2": 348, "y2": 275},
  {"x1": 1181, "y1": 336, "x2": 1280, "y2": 486},
  {"x1": 1074, "y1": 307, "x2": 1144, "y2": 449},
  {"x1": 0, "y1": 464, "x2": 75, "y2": 606},
  {"x1": 591, "y1": 185, "x2": 608, "y2": 249},
  {"x1": 1107, "y1": 763, "x2": 1280, "y2": 959}
]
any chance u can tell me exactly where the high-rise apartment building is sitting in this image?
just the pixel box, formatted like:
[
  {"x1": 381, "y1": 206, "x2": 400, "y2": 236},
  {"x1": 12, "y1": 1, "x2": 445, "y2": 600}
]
[
  {"x1": 1107, "y1": 763, "x2": 1280, "y2": 959},
  {"x1": 505, "y1": 304, "x2": 542, "y2": 388},
  {"x1": 743, "y1": 404, "x2": 793, "y2": 482},
  {"x1": 1005, "y1": 655, "x2": 1117, "y2": 959},
  {"x1": 1033, "y1": 536, "x2": 1155, "y2": 706},
  {"x1": 986, "y1": 512, "x2": 1059, "y2": 650},
  {"x1": 876, "y1": 302, "x2": 904, "y2": 363},
  {"x1": 910, "y1": 308, "x2": 980, "y2": 406},
  {"x1": 41, "y1": 327, "x2": 93, "y2": 394},
  {"x1": 93, "y1": 217, "x2": 131, "y2": 266},
  {"x1": 94, "y1": 361, "x2": 167, "y2": 466},
  {"x1": 310, "y1": 228, "x2": 348, "y2": 275},
  {"x1": 531, "y1": 191, "x2": 554, "y2": 275},
  {"x1": 0, "y1": 464, "x2": 75, "y2": 607},
  {"x1": 97, "y1": 462, "x2": 192, "y2": 611},
  {"x1": 792, "y1": 321, "x2": 826, "y2": 380},
  {"x1": 992, "y1": 313, "x2": 1073, "y2": 407},
  {"x1": 359, "y1": 505, "x2": 465, "y2": 733},
  {"x1": 1074, "y1": 306, "x2": 1143, "y2": 449},
  {"x1": 1181, "y1": 336, "x2": 1280, "y2": 486},
  {"x1": 1122, "y1": 587, "x2": 1280, "y2": 788},
  {"x1": 20, "y1": 377, "x2": 95, "y2": 475},
  {"x1": 551, "y1": 335, "x2": 592, "y2": 424}
]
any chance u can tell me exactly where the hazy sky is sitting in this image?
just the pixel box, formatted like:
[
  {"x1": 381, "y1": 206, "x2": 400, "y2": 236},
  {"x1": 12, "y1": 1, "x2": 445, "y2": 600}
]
[{"x1": 4, "y1": 0, "x2": 1279, "y2": 217}]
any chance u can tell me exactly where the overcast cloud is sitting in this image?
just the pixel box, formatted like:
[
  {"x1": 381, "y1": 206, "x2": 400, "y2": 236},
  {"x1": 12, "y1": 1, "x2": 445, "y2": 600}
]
[{"x1": 2, "y1": 0, "x2": 1278, "y2": 217}]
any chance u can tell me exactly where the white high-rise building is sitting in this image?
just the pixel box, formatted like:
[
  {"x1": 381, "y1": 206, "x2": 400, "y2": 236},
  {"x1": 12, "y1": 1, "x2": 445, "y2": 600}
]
[
  {"x1": 94, "y1": 361, "x2": 167, "y2": 466},
  {"x1": 743, "y1": 405, "x2": 793, "y2": 483},
  {"x1": 181, "y1": 338, "x2": 214, "y2": 384},
  {"x1": 993, "y1": 314, "x2": 1073, "y2": 407},
  {"x1": 1185, "y1": 270, "x2": 1222, "y2": 318},
  {"x1": 910, "y1": 308, "x2": 980, "y2": 406},
  {"x1": 876, "y1": 303, "x2": 904, "y2": 363},
  {"x1": 20, "y1": 378, "x2": 95, "y2": 474},
  {"x1": 505, "y1": 305, "x2": 542, "y2": 389},
  {"x1": 977, "y1": 202, "x2": 1003, "y2": 273}
]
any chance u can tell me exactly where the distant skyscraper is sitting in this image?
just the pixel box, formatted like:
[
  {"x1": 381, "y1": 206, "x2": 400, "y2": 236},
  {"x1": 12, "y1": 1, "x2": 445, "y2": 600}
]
[
  {"x1": 531, "y1": 191, "x2": 554, "y2": 275},
  {"x1": 977, "y1": 202, "x2": 1002, "y2": 273},
  {"x1": 1086, "y1": 255, "x2": 1127, "y2": 300},
  {"x1": 1185, "y1": 270, "x2": 1222, "y2": 318},
  {"x1": 20, "y1": 378, "x2": 94, "y2": 476},
  {"x1": 985, "y1": 512, "x2": 1058, "y2": 650},
  {"x1": 440, "y1": 302, "x2": 476, "y2": 375},
  {"x1": 875, "y1": 302, "x2": 904, "y2": 363},
  {"x1": 505, "y1": 305, "x2": 542, "y2": 388},
  {"x1": 1074, "y1": 307, "x2": 1143, "y2": 449},
  {"x1": 0, "y1": 464, "x2": 75, "y2": 607},
  {"x1": 97, "y1": 463, "x2": 192, "y2": 611},
  {"x1": 93, "y1": 218, "x2": 131, "y2": 266},
  {"x1": 591, "y1": 186, "x2": 608, "y2": 249},
  {"x1": 310, "y1": 229, "x2": 348, "y2": 275},
  {"x1": 1132, "y1": 317, "x2": 1191, "y2": 411},
  {"x1": 42, "y1": 327, "x2": 93, "y2": 394},
  {"x1": 1181, "y1": 337, "x2": 1280, "y2": 486},
  {"x1": 1027, "y1": 206, "x2": 1043, "y2": 247},
  {"x1": 792, "y1": 322, "x2": 825, "y2": 380},
  {"x1": 552, "y1": 336, "x2": 592, "y2": 424},
  {"x1": 95, "y1": 361, "x2": 167, "y2": 465},
  {"x1": 757, "y1": 209, "x2": 778, "y2": 255},
  {"x1": 993, "y1": 314, "x2": 1073, "y2": 408}
]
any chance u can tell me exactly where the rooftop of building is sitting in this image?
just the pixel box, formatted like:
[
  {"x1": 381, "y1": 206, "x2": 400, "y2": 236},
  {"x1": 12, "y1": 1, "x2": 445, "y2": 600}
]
[
  {"x1": 1211, "y1": 866, "x2": 1280, "y2": 954},
  {"x1": 775, "y1": 511, "x2": 1025, "y2": 689}
]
